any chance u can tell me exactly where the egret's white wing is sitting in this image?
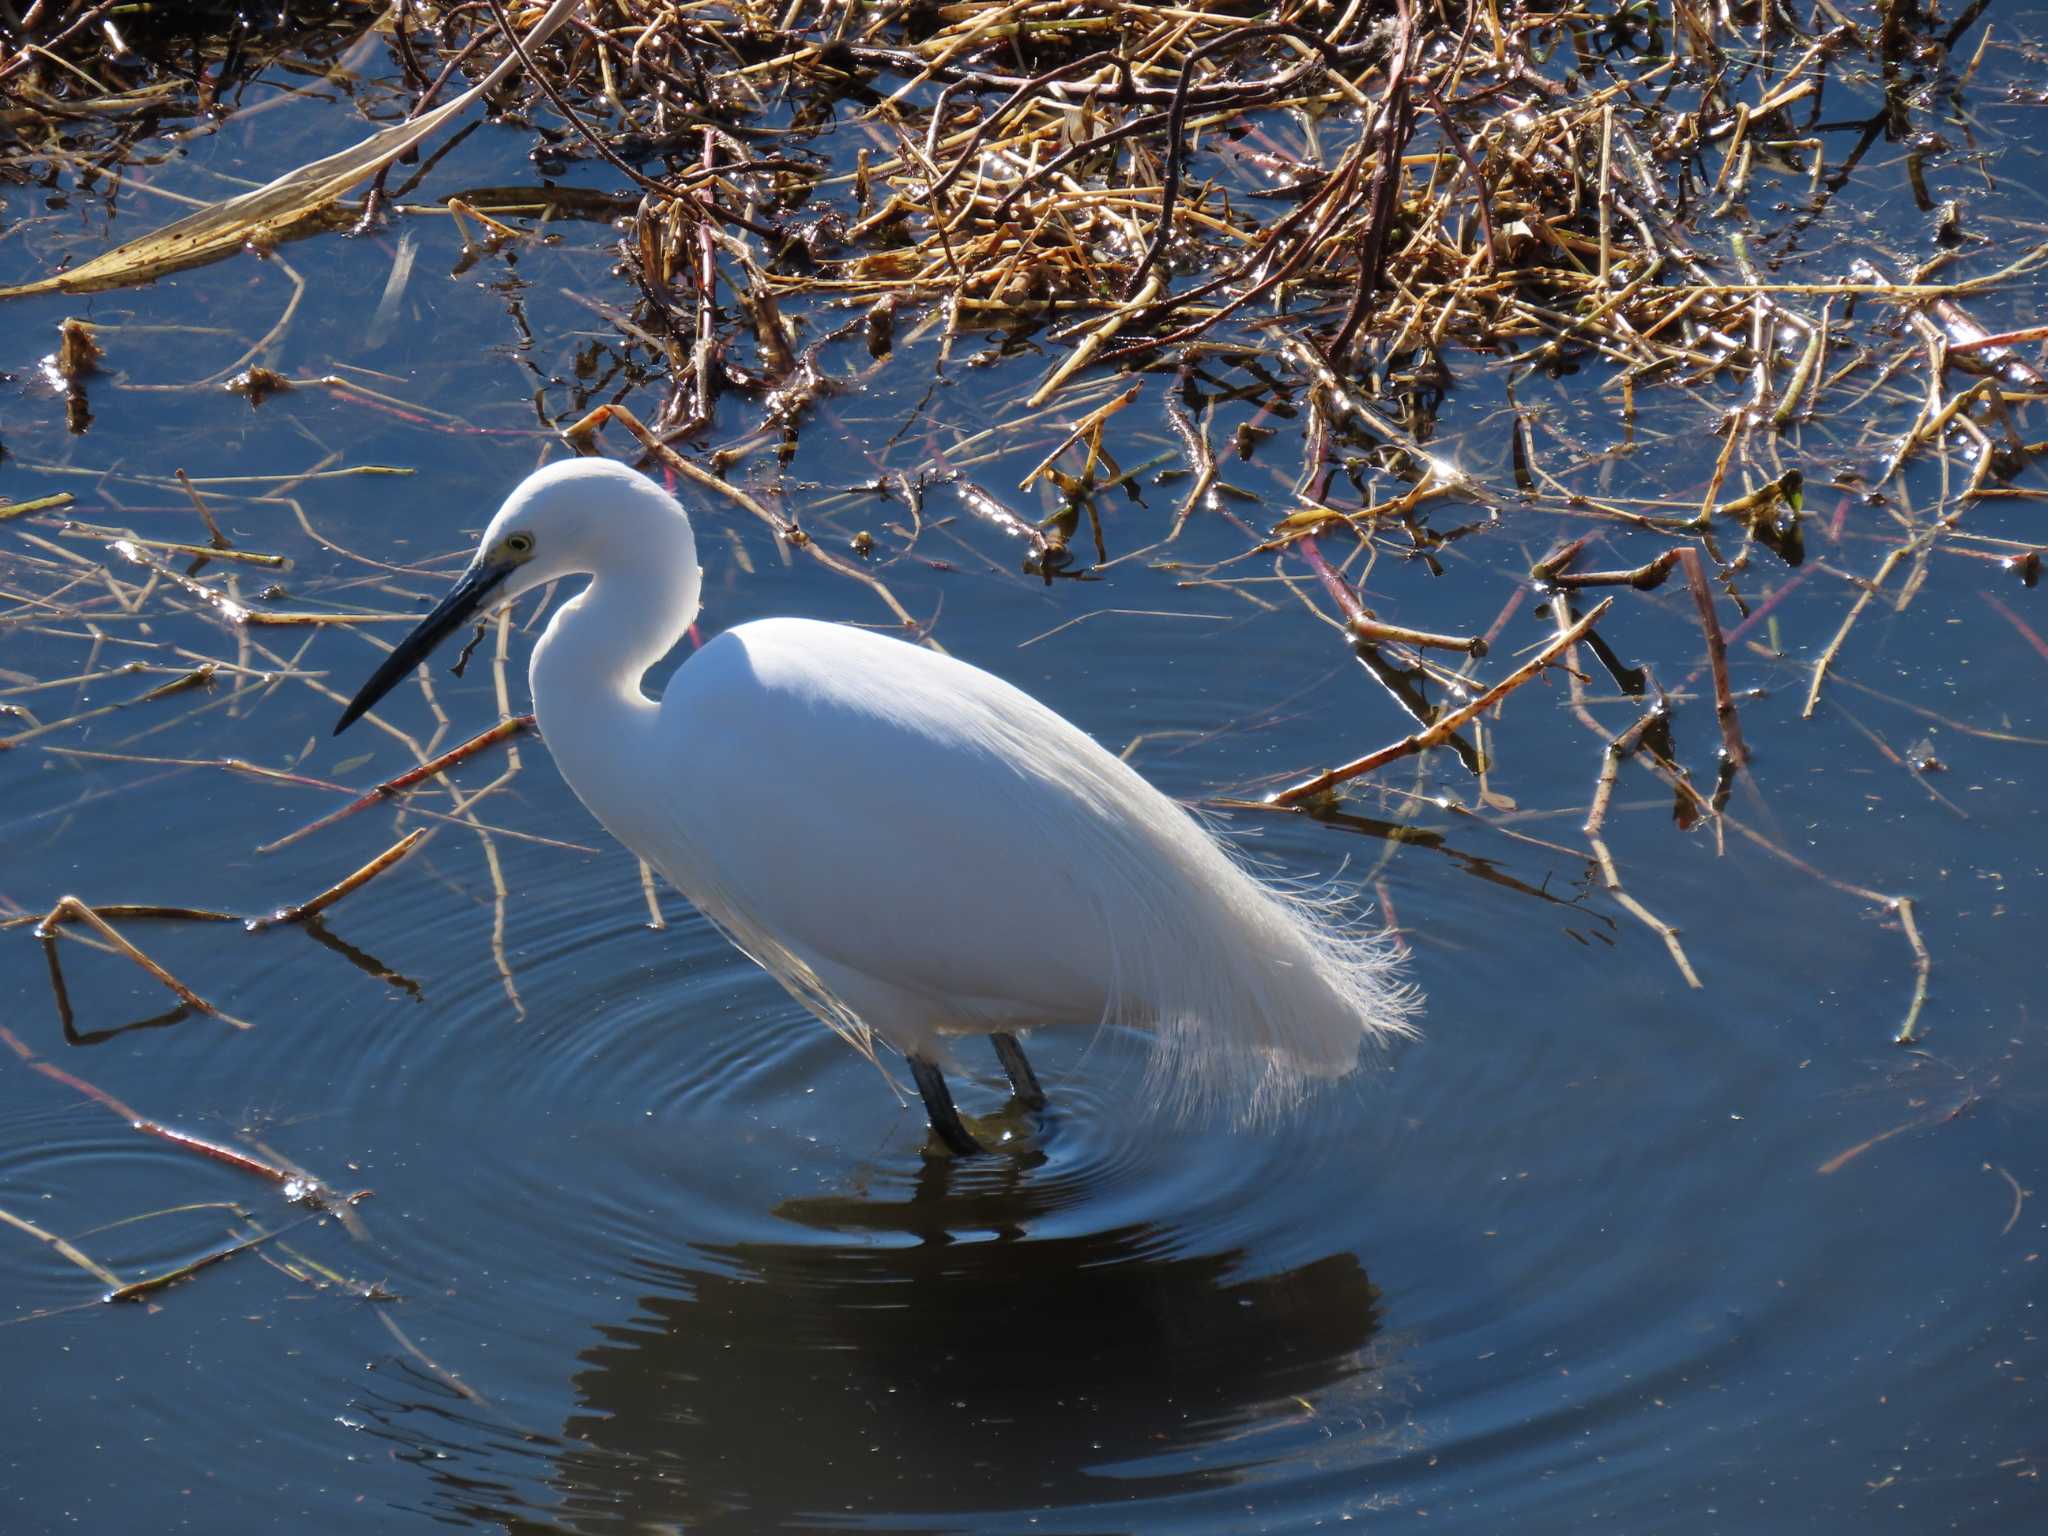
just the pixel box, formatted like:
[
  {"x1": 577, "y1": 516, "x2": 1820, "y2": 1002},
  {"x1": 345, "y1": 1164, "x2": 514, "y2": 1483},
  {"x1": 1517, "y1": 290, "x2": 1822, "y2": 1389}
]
[
  {"x1": 654, "y1": 618, "x2": 1127, "y2": 1024},
  {"x1": 647, "y1": 619, "x2": 1416, "y2": 1112}
]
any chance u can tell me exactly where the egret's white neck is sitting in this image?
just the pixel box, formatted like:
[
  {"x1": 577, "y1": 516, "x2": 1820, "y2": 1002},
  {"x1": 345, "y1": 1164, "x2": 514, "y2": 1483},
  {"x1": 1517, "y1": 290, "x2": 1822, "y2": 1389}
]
[{"x1": 529, "y1": 524, "x2": 700, "y2": 852}]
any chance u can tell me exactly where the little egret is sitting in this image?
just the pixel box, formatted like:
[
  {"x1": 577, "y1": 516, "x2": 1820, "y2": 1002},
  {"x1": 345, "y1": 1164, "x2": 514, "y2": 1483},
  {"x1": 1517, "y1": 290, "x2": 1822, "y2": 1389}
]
[{"x1": 336, "y1": 460, "x2": 1418, "y2": 1154}]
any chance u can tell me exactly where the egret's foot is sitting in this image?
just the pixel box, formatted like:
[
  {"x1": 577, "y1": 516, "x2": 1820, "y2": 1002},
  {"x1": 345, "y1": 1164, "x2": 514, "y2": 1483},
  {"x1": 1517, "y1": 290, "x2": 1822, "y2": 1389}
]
[
  {"x1": 990, "y1": 1031, "x2": 1047, "y2": 1111},
  {"x1": 909, "y1": 1054, "x2": 985, "y2": 1156}
]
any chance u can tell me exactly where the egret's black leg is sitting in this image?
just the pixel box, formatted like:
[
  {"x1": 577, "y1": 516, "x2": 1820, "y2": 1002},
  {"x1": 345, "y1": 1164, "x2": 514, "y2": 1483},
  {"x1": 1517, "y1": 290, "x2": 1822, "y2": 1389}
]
[
  {"x1": 990, "y1": 1032, "x2": 1047, "y2": 1110},
  {"x1": 909, "y1": 1055, "x2": 984, "y2": 1156}
]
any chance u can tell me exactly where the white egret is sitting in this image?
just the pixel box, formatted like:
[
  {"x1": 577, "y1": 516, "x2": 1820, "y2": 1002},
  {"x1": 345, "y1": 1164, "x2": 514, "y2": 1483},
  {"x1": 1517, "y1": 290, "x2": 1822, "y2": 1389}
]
[{"x1": 336, "y1": 459, "x2": 1418, "y2": 1154}]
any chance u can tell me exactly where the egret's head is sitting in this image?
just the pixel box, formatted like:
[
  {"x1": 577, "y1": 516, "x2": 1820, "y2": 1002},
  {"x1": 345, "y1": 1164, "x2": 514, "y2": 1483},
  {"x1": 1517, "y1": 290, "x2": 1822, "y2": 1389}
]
[{"x1": 335, "y1": 458, "x2": 692, "y2": 735}]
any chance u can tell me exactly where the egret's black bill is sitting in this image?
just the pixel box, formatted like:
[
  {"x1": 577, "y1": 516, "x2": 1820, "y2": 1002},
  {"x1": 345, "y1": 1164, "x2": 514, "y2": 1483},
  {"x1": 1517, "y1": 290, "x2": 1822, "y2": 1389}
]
[{"x1": 334, "y1": 559, "x2": 512, "y2": 735}]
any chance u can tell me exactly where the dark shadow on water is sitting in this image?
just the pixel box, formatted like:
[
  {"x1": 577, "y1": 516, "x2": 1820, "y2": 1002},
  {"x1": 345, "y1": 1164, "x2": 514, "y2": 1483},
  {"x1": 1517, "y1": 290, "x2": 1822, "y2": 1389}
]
[
  {"x1": 416, "y1": 1158, "x2": 1391, "y2": 1531},
  {"x1": 37, "y1": 914, "x2": 421, "y2": 1042},
  {"x1": 298, "y1": 917, "x2": 424, "y2": 999},
  {"x1": 42, "y1": 939, "x2": 195, "y2": 1046},
  {"x1": 561, "y1": 1235, "x2": 1380, "y2": 1518}
]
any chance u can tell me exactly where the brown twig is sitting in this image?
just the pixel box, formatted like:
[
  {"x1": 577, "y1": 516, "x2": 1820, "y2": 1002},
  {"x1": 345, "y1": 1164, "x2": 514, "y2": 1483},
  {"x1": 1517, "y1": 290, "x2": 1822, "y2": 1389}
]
[
  {"x1": 248, "y1": 829, "x2": 430, "y2": 929},
  {"x1": 174, "y1": 469, "x2": 232, "y2": 550},
  {"x1": 1270, "y1": 598, "x2": 1613, "y2": 807},
  {"x1": 0, "y1": 1020, "x2": 326, "y2": 1188},
  {"x1": 33, "y1": 896, "x2": 250, "y2": 1029},
  {"x1": 0, "y1": 492, "x2": 76, "y2": 521},
  {"x1": 0, "y1": 1204, "x2": 125, "y2": 1291},
  {"x1": 1677, "y1": 548, "x2": 1748, "y2": 768},
  {"x1": 257, "y1": 716, "x2": 534, "y2": 853}
]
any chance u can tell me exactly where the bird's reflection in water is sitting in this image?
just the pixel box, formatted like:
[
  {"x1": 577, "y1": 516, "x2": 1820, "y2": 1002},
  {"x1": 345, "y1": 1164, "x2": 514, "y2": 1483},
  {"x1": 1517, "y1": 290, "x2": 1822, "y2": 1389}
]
[{"x1": 533, "y1": 1153, "x2": 1390, "y2": 1531}]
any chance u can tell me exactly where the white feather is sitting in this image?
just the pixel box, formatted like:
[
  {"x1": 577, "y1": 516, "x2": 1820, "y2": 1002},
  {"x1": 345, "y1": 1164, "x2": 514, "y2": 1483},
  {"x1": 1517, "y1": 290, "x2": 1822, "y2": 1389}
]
[{"x1": 463, "y1": 460, "x2": 1420, "y2": 1120}]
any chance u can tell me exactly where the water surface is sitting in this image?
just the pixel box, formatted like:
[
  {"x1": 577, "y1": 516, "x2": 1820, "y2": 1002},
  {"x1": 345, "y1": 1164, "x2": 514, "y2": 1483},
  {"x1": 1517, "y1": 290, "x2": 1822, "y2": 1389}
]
[{"x1": 2, "y1": 10, "x2": 2045, "y2": 1534}]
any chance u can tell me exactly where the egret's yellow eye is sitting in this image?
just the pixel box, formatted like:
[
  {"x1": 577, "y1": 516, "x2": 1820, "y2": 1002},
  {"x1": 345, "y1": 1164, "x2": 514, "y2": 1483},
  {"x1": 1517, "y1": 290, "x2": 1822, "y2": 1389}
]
[{"x1": 503, "y1": 532, "x2": 534, "y2": 557}]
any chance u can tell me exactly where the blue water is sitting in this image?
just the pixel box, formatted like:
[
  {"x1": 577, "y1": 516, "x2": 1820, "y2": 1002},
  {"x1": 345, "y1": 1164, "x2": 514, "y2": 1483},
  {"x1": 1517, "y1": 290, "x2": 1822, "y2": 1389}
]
[{"x1": 3, "y1": 8, "x2": 2046, "y2": 1533}]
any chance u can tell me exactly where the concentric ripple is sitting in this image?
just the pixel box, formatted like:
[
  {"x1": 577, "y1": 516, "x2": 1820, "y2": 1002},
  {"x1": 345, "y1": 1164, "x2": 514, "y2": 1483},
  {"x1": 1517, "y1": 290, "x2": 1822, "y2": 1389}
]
[{"x1": 8, "y1": 719, "x2": 2040, "y2": 1536}]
